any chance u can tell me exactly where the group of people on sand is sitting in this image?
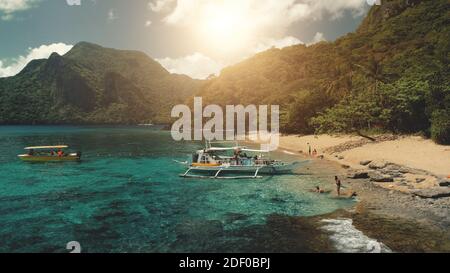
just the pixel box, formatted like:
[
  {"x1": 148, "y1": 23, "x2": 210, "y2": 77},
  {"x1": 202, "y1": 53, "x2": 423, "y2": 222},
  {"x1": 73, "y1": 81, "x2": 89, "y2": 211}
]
[
  {"x1": 305, "y1": 142, "x2": 356, "y2": 198},
  {"x1": 307, "y1": 143, "x2": 318, "y2": 157},
  {"x1": 312, "y1": 176, "x2": 357, "y2": 199}
]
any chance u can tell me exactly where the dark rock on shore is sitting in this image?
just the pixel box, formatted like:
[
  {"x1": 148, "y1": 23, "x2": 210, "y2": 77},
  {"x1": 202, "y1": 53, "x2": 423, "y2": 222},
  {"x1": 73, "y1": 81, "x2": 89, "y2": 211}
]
[
  {"x1": 347, "y1": 171, "x2": 370, "y2": 179},
  {"x1": 412, "y1": 187, "x2": 450, "y2": 199},
  {"x1": 370, "y1": 174, "x2": 395, "y2": 183},
  {"x1": 380, "y1": 169, "x2": 404, "y2": 178},
  {"x1": 439, "y1": 179, "x2": 450, "y2": 187},
  {"x1": 415, "y1": 178, "x2": 426, "y2": 183}
]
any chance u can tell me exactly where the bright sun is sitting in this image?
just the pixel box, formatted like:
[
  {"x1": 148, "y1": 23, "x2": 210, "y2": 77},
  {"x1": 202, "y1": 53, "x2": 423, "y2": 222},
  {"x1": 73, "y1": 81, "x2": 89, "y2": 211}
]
[{"x1": 197, "y1": 2, "x2": 251, "y2": 53}]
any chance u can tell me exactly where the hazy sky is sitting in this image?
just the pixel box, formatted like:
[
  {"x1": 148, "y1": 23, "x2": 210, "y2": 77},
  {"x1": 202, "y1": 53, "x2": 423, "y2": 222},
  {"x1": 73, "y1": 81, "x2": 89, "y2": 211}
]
[{"x1": 0, "y1": 0, "x2": 373, "y2": 79}]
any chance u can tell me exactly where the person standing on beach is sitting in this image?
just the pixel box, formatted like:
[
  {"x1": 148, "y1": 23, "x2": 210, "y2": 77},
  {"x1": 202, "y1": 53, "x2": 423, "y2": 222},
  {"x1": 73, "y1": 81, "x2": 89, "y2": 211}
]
[
  {"x1": 335, "y1": 176, "x2": 342, "y2": 196},
  {"x1": 307, "y1": 143, "x2": 312, "y2": 156}
]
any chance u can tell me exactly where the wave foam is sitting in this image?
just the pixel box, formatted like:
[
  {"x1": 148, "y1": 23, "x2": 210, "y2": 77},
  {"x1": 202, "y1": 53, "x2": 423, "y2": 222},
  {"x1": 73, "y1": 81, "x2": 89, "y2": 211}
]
[{"x1": 321, "y1": 219, "x2": 392, "y2": 253}]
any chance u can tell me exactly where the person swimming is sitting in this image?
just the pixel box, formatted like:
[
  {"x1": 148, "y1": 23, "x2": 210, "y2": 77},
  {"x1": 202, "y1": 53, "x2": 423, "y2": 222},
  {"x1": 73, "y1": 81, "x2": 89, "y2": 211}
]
[
  {"x1": 316, "y1": 186, "x2": 325, "y2": 193},
  {"x1": 350, "y1": 191, "x2": 358, "y2": 198}
]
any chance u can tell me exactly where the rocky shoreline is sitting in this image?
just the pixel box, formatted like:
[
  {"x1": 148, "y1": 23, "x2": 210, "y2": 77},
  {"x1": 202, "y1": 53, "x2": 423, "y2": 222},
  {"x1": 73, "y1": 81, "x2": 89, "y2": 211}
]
[
  {"x1": 347, "y1": 160, "x2": 450, "y2": 200},
  {"x1": 306, "y1": 152, "x2": 450, "y2": 228},
  {"x1": 346, "y1": 174, "x2": 450, "y2": 229},
  {"x1": 281, "y1": 134, "x2": 450, "y2": 227},
  {"x1": 316, "y1": 156, "x2": 449, "y2": 247},
  {"x1": 256, "y1": 135, "x2": 450, "y2": 251},
  {"x1": 302, "y1": 156, "x2": 450, "y2": 252},
  {"x1": 278, "y1": 142, "x2": 450, "y2": 252}
]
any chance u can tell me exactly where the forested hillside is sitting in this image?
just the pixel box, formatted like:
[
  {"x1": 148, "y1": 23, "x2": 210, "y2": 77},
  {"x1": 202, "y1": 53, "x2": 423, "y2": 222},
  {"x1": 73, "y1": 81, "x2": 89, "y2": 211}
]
[
  {"x1": 195, "y1": 0, "x2": 450, "y2": 144},
  {"x1": 0, "y1": 42, "x2": 202, "y2": 125}
]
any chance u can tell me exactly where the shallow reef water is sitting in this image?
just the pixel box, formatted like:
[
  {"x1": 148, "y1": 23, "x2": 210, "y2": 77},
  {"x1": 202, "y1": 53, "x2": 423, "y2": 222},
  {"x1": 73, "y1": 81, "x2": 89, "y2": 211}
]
[{"x1": 0, "y1": 126, "x2": 358, "y2": 253}]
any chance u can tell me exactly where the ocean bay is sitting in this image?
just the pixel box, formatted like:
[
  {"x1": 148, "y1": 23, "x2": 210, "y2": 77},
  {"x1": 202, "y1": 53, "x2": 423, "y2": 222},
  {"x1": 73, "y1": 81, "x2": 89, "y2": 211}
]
[{"x1": 0, "y1": 126, "x2": 354, "y2": 253}]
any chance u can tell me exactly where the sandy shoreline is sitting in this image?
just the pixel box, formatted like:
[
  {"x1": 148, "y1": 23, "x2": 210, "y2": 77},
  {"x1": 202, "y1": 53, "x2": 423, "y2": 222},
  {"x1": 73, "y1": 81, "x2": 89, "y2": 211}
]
[
  {"x1": 255, "y1": 134, "x2": 450, "y2": 248},
  {"x1": 277, "y1": 134, "x2": 450, "y2": 177},
  {"x1": 271, "y1": 135, "x2": 450, "y2": 251},
  {"x1": 272, "y1": 134, "x2": 450, "y2": 194}
]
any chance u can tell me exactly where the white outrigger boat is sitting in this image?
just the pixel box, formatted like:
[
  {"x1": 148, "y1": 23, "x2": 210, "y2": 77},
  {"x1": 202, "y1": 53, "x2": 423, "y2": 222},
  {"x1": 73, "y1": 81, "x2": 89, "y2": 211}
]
[{"x1": 178, "y1": 142, "x2": 308, "y2": 179}]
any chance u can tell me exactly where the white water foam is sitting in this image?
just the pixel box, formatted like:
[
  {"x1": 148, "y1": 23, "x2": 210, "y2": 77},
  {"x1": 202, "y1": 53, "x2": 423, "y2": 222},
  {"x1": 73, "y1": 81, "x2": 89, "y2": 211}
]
[
  {"x1": 283, "y1": 150, "x2": 296, "y2": 155},
  {"x1": 320, "y1": 219, "x2": 392, "y2": 253}
]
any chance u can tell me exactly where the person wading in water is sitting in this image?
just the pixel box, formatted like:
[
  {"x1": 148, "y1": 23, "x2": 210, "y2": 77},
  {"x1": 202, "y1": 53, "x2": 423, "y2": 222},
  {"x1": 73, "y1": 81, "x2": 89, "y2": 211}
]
[{"x1": 335, "y1": 176, "x2": 342, "y2": 196}]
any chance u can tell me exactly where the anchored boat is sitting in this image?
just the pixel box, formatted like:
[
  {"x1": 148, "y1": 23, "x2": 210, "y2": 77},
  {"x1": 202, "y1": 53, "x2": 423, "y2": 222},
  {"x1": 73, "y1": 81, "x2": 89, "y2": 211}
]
[
  {"x1": 18, "y1": 145, "x2": 81, "y2": 162},
  {"x1": 179, "y1": 142, "x2": 307, "y2": 179}
]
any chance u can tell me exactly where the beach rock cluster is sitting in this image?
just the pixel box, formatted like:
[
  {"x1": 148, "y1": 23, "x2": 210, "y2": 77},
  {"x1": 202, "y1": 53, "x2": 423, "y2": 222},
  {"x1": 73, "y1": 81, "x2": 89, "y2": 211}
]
[
  {"x1": 347, "y1": 171, "x2": 370, "y2": 179},
  {"x1": 346, "y1": 160, "x2": 450, "y2": 200},
  {"x1": 347, "y1": 161, "x2": 396, "y2": 182},
  {"x1": 412, "y1": 188, "x2": 450, "y2": 199},
  {"x1": 350, "y1": 180, "x2": 450, "y2": 229},
  {"x1": 439, "y1": 179, "x2": 450, "y2": 187},
  {"x1": 324, "y1": 135, "x2": 399, "y2": 154},
  {"x1": 368, "y1": 160, "x2": 388, "y2": 170},
  {"x1": 370, "y1": 174, "x2": 394, "y2": 183}
]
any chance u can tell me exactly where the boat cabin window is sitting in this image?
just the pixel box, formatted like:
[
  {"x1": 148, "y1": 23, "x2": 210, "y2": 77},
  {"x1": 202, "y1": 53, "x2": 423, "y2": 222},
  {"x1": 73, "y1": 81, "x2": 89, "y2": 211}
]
[{"x1": 201, "y1": 155, "x2": 210, "y2": 164}]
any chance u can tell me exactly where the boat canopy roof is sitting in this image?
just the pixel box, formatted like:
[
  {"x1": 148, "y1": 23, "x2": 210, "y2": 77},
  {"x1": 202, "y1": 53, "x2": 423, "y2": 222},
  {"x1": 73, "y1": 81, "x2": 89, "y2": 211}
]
[
  {"x1": 25, "y1": 145, "x2": 69, "y2": 150},
  {"x1": 206, "y1": 147, "x2": 238, "y2": 151},
  {"x1": 205, "y1": 147, "x2": 270, "y2": 153},
  {"x1": 241, "y1": 148, "x2": 270, "y2": 153}
]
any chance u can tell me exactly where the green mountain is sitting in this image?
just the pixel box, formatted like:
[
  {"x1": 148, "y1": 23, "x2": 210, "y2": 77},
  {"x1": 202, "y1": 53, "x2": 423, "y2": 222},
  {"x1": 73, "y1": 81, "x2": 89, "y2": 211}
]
[
  {"x1": 196, "y1": 0, "x2": 450, "y2": 144},
  {"x1": 1, "y1": 0, "x2": 448, "y2": 143},
  {"x1": 0, "y1": 42, "x2": 202, "y2": 124}
]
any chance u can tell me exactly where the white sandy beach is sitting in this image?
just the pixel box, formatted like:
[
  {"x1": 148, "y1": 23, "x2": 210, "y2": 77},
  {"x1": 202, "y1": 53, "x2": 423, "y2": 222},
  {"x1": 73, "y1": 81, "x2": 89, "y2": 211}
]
[{"x1": 276, "y1": 134, "x2": 450, "y2": 179}]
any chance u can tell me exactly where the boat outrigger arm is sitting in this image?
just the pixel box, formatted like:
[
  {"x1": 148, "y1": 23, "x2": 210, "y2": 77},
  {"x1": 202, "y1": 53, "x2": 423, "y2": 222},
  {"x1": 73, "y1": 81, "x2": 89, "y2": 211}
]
[{"x1": 180, "y1": 166, "x2": 265, "y2": 179}]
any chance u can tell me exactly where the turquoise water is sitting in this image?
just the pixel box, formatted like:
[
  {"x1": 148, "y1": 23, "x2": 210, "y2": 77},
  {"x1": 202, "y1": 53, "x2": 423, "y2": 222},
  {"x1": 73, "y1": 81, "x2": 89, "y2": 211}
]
[{"x1": 0, "y1": 126, "x2": 354, "y2": 253}]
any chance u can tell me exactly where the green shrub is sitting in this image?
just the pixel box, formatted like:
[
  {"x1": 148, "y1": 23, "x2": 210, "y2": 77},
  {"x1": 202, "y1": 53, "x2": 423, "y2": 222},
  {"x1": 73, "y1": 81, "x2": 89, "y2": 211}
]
[{"x1": 431, "y1": 110, "x2": 450, "y2": 145}]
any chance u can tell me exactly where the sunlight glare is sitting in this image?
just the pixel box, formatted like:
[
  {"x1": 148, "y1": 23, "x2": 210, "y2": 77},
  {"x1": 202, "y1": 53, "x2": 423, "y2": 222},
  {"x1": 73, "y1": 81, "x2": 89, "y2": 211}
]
[{"x1": 197, "y1": 1, "x2": 252, "y2": 53}]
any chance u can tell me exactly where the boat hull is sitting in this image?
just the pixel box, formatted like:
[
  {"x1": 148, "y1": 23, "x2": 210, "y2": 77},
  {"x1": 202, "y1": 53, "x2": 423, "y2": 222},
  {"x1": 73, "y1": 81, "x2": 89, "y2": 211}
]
[
  {"x1": 18, "y1": 155, "x2": 81, "y2": 162},
  {"x1": 186, "y1": 161, "x2": 306, "y2": 175}
]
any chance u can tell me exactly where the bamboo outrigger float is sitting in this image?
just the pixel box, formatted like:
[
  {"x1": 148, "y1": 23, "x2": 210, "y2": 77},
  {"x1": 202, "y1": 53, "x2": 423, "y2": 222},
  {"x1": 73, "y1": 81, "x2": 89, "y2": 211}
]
[
  {"x1": 18, "y1": 146, "x2": 81, "y2": 162},
  {"x1": 178, "y1": 141, "x2": 308, "y2": 179}
]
